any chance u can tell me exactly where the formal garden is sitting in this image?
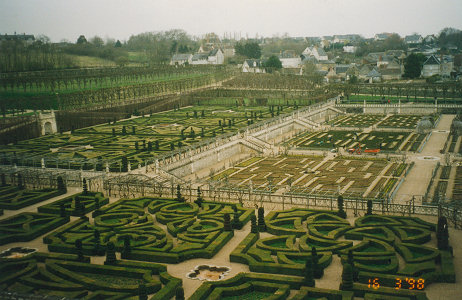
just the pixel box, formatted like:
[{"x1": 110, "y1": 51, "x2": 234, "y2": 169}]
[
  {"x1": 286, "y1": 130, "x2": 427, "y2": 152},
  {"x1": 0, "y1": 103, "x2": 296, "y2": 171},
  {"x1": 0, "y1": 188, "x2": 455, "y2": 299},
  {"x1": 210, "y1": 155, "x2": 407, "y2": 200}
]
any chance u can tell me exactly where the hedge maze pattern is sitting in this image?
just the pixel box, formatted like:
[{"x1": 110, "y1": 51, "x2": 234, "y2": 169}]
[
  {"x1": 0, "y1": 104, "x2": 296, "y2": 171},
  {"x1": 0, "y1": 212, "x2": 69, "y2": 246},
  {"x1": 0, "y1": 252, "x2": 181, "y2": 300},
  {"x1": 288, "y1": 130, "x2": 424, "y2": 152},
  {"x1": 212, "y1": 155, "x2": 404, "y2": 198},
  {"x1": 231, "y1": 208, "x2": 454, "y2": 299},
  {"x1": 190, "y1": 272, "x2": 354, "y2": 300},
  {"x1": 44, "y1": 197, "x2": 253, "y2": 263},
  {"x1": 0, "y1": 185, "x2": 65, "y2": 210}
]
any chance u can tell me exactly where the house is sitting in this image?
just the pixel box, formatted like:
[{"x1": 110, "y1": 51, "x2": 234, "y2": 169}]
[
  {"x1": 380, "y1": 68, "x2": 402, "y2": 80},
  {"x1": 315, "y1": 60, "x2": 335, "y2": 71},
  {"x1": 335, "y1": 64, "x2": 351, "y2": 78},
  {"x1": 170, "y1": 53, "x2": 192, "y2": 66},
  {"x1": 420, "y1": 55, "x2": 453, "y2": 78},
  {"x1": 190, "y1": 48, "x2": 224, "y2": 65},
  {"x1": 423, "y1": 35, "x2": 437, "y2": 44},
  {"x1": 302, "y1": 46, "x2": 328, "y2": 61},
  {"x1": 242, "y1": 59, "x2": 266, "y2": 73},
  {"x1": 0, "y1": 33, "x2": 35, "y2": 45},
  {"x1": 366, "y1": 68, "x2": 382, "y2": 82},
  {"x1": 374, "y1": 33, "x2": 392, "y2": 41},
  {"x1": 333, "y1": 34, "x2": 362, "y2": 43},
  {"x1": 191, "y1": 53, "x2": 209, "y2": 65},
  {"x1": 279, "y1": 51, "x2": 302, "y2": 68},
  {"x1": 207, "y1": 48, "x2": 224, "y2": 64},
  {"x1": 346, "y1": 65, "x2": 359, "y2": 80},
  {"x1": 358, "y1": 65, "x2": 373, "y2": 80},
  {"x1": 421, "y1": 55, "x2": 440, "y2": 78},
  {"x1": 343, "y1": 46, "x2": 357, "y2": 53},
  {"x1": 223, "y1": 47, "x2": 235, "y2": 58},
  {"x1": 404, "y1": 34, "x2": 423, "y2": 45}
]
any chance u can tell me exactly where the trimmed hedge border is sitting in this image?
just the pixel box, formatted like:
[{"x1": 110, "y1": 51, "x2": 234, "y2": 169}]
[
  {"x1": 0, "y1": 212, "x2": 69, "y2": 245},
  {"x1": 0, "y1": 186, "x2": 65, "y2": 210},
  {"x1": 38, "y1": 191, "x2": 108, "y2": 216}
]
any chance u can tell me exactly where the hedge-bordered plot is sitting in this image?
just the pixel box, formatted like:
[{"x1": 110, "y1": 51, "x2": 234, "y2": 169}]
[
  {"x1": 377, "y1": 115, "x2": 425, "y2": 129},
  {"x1": 212, "y1": 156, "x2": 403, "y2": 198},
  {"x1": 0, "y1": 185, "x2": 65, "y2": 210},
  {"x1": 288, "y1": 130, "x2": 422, "y2": 152},
  {"x1": 330, "y1": 115, "x2": 385, "y2": 128},
  {"x1": 44, "y1": 197, "x2": 253, "y2": 263},
  {"x1": 0, "y1": 252, "x2": 181, "y2": 300},
  {"x1": 0, "y1": 104, "x2": 296, "y2": 171},
  {"x1": 0, "y1": 212, "x2": 69, "y2": 245},
  {"x1": 231, "y1": 208, "x2": 454, "y2": 298}
]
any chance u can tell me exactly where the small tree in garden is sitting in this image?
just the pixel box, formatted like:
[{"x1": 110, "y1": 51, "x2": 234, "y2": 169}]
[
  {"x1": 223, "y1": 213, "x2": 233, "y2": 232},
  {"x1": 59, "y1": 203, "x2": 66, "y2": 217},
  {"x1": 121, "y1": 156, "x2": 128, "y2": 172},
  {"x1": 121, "y1": 236, "x2": 131, "y2": 259},
  {"x1": 0, "y1": 173, "x2": 5, "y2": 186},
  {"x1": 155, "y1": 140, "x2": 159, "y2": 150},
  {"x1": 437, "y1": 216, "x2": 449, "y2": 250},
  {"x1": 304, "y1": 257, "x2": 315, "y2": 287},
  {"x1": 232, "y1": 206, "x2": 243, "y2": 229},
  {"x1": 194, "y1": 187, "x2": 203, "y2": 207},
  {"x1": 250, "y1": 214, "x2": 259, "y2": 234},
  {"x1": 75, "y1": 239, "x2": 84, "y2": 262},
  {"x1": 337, "y1": 195, "x2": 346, "y2": 218},
  {"x1": 138, "y1": 284, "x2": 148, "y2": 300},
  {"x1": 135, "y1": 141, "x2": 139, "y2": 151},
  {"x1": 105, "y1": 242, "x2": 117, "y2": 265},
  {"x1": 147, "y1": 141, "x2": 152, "y2": 151},
  {"x1": 132, "y1": 126, "x2": 136, "y2": 134},
  {"x1": 170, "y1": 142, "x2": 175, "y2": 150},
  {"x1": 312, "y1": 247, "x2": 323, "y2": 278},
  {"x1": 122, "y1": 126, "x2": 126, "y2": 135},
  {"x1": 366, "y1": 199, "x2": 373, "y2": 215},
  {"x1": 17, "y1": 174, "x2": 24, "y2": 189},
  {"x1": 175, "y1": 287, "x2": 185, "y2": 300},
  {"x1": 57, "y1": 176, "x2": 66, "y2": 193},
  {"x1": 258, "y1": 207, "x2": 266, "y2": 232},
  {"x1": 340, "y1": 263, "x2": 354, "y2": 290},
  {"x1": 112, "y1": 128, "x2": 115, "y2": 136},
  {"x1": 176, "y1": 185, "x2": 185, "y2": 202},
  {"x1": 347, "y1": 249, "x2": 358, "y2": 281},
  {"x1": 82, "y1": 178, "x2": 88, "y2": 194},
  {"x1": 74, "y1": 197, "x2": 85, "y2": 216}
]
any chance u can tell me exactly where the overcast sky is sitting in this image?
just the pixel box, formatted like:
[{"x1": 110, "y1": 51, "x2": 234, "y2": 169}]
[{"x1": 1, "y1": 0, "x2": 462, "y2": 42}]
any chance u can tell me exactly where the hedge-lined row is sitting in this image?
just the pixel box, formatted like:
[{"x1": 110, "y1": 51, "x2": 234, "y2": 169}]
[
  {"x1": 0, "y1": 185, "x2": 65, "y2": 210},
  {"x1": 38, "y1": 191, "x2": 108, "y2": 216},
  {"x1": 231, "y1": 207, "x2": 453, "y2": 292},
  {"x1": 190, "y1": 272, "x2": 360, "y2": 300},
  {"x1": 0, "y1": 251, "x2": 181, "y2": 299},
  {"x1": 0, "y1": 212, "x2": 69, "y2": 245},
  {"x1": 44, "y1": 197, "x2": 252, "y2": 263}
]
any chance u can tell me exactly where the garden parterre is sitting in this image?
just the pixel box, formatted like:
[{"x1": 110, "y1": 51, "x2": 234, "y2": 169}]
[
  {"x1": 211, "y1": 155, "x2": 403, "y2": 198},
  {"x1": 287, "y1": 130, "x2": 424, "y2": 152},
  {"x1": 0, "y1": 104, "x2": 296, "y2": 171}
]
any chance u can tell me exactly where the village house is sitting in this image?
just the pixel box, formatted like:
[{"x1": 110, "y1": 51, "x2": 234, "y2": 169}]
[
  {"x1": 0, "y1": 33, "x2": 35, "y2": 45},
  {"x1": 374, "y1": 33, "x2": 393, "y2": 41},
  {"x1": 302, "y1": 46, "x2": 328, "y2": 61},
  {"x1": 188, "y1": 48, "x2": 224, "y2": 65},
  {"x1": 279, "y1": 50, "x2": 302, "y2": 69},
  {"x1": 170, "y1": 53, "x2": 193, "y2": 66},
  {"x1": 404, "y1": 34, "x2": 423, "y2": 45},
  {"x1": 421, "y1": 55, "x2": 453, "y2": 78},
  {"x1": 242, "y1": 59, "x2": 266, "y2": 73}
]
